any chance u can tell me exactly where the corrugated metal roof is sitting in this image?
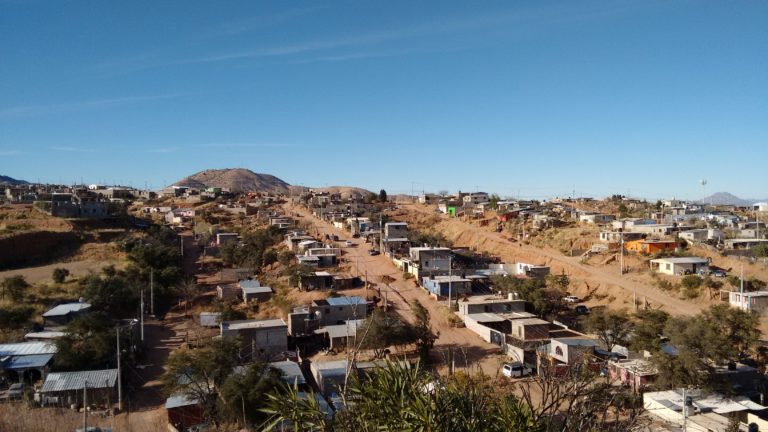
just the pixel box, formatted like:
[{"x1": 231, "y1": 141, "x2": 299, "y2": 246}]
[
  {"x1": 0, "y1": 341, "x2": 57, "y2": 356},
  {"x1": 165, "y1": 394, "x2": 199, "y2": 409},
  {"x1": 239, "y1": 279, "x2": 261, "y2": 289},
  {"x1": 25, "y1": 331, "x2": 66, "y2": 340},
  {"x1": 3, "y1": 354, "x2": 54, "y2": 370},
  {"x1": 326, "y1": 296, "x2": 366, "y2": 306},
  {"x1": 199, "y1": 312, "x2": 221, "y2": 327},
  {"x1": 222, "y1": 318, "x2": 286, "y2": 330},
  {"x1": 41, "y1": 369, "x2": 118, "y2": 393},
  {"x1": 270, "y1": 360, "x2": 306, "y2": 385},
  {"x1": 42, "y1": 302, "x2": 91, "y2": 317},
  {"x1": 242, "y1": 286, "x2": 272, "y2": 294}
]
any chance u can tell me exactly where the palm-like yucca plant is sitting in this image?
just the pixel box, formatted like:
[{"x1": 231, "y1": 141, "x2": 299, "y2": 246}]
[{"x1": 259, "y1": 361, "x2": 541, "y2": 432}]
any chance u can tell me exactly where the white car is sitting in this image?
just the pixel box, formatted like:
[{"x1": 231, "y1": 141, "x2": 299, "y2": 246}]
[
  {"x1": 345, "y1": 240, "x2": 353, "y2": 247},
  {"x1": 502, "y1": 362, "x2": 531, "y2": 378},
  {"x1": 563, "y1": 295, "x2": 580, "y2": 303}
]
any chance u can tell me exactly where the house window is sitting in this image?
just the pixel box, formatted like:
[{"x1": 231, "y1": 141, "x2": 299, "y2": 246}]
[
  {"x1": 665, "y1": 264, "x2": 671, "y2": 271},
  {"x1": 338, "y1": 307, "x2": 343, "y2": 312},
  {"x1": 555, "y1": 346, "x2": 564, "y2": 356}
]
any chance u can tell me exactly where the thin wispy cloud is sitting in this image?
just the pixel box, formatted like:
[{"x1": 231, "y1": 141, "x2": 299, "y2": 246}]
[
  {"x1": 0, "y1": 149, "x2": 22, "y2": 156},
  {"x1": 213, "y1": 5, "x2": 329, "y2": 36},
  {"x1": 146, "y1": 147, "x2": 179, "y2": 154},
  {"x1": 159, "y1": 3, "x2": 632, "y2": 67},
  {"x1": 50, "y1": 146, "x2": 95, "y2": 153},
  {"x1": 0, "y1": 94, "x2": 183, "y2": 119},
  {"x1": 200, "y1": 143, "x2": 304, "y2": 149}
]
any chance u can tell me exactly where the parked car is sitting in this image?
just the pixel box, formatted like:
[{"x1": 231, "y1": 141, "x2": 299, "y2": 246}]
[
  {"x1": 711, "y1": 269, "x2": 727, "y2": 277},
  {"x1": 563, "y1": 295, "x2": 580, "y2": 303},
  {"x1": 352, "y1": 233, "x2": 361, "y2": 238},
  {"x1": 368, "y1": 249, "x2": 380, "y2": 256},
  {"x1": 332, "y1": 235, "x2": 339, "y2": 241},
  {"x1": 345, "y1": 240, "x2": 353, "y2": 247},
  {"x1": 575, "y1": 305, "x2": 590, "y2": 315},
  {"x1": 502, "y1": 362, "x2": 532, "y2": 378}
]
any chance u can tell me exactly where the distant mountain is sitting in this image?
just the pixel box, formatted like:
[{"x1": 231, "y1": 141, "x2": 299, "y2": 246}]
[
  {"x1": 173, "y1": 168, "x2": 290, "y2": 193},
  {"x1": 0, "y1": 175, "x2": 28, "y2": 185},
  {"x1": 697, "y1": 192, "x2": 764, "y2": 206}
]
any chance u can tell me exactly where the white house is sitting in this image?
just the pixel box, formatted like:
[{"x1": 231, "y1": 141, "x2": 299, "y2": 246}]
[{"x1": 649, "y1": 257, "x2": 709, "y2": 276}]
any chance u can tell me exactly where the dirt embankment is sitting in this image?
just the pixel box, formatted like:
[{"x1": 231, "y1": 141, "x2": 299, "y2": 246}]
[
  {"x1": 0, "y1": 230, "x2": 83, "y2": 270},
  {"x1": 394, "y1": 204, "x2": 707, "y2": 316}
]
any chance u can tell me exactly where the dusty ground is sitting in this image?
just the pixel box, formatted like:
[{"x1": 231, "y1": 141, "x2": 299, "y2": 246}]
[
  {"x1": 0, "y1": 258, "x2": 124, "y2": 285},
  {"x1": 397, "y1": 203, "x2": 711, "y2": 316},
  {"x1": 0, "y1": 204, "x2": 72, "y2": 236},
  {"x1": 286, "y1": 202, "x2": 507, "y2": 376}
]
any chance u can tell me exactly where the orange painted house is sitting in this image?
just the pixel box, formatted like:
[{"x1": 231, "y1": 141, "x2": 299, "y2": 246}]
[{"x1": 625, "y1": 239, "x2": 677, "y2": 254}]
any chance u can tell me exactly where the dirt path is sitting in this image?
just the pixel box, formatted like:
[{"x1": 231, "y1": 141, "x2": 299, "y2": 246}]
[
  {"x1": 400, "y1": 203, "x2": 704, "y2": 316},
  {"x1": 287, "y1": 204, "x2": 509, "y2": 376},
  {"x1": 114, "y1": 231, "x2": 201, "y2": 431}
]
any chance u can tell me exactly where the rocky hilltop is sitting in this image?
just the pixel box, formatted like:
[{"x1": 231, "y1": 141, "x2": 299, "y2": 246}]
[{"x1": 173, "y1": 168, "x2": 290, "y2": 193}]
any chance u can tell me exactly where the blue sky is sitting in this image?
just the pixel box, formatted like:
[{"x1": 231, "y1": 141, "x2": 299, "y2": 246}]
[{"x1": 1, "y1": 0, "x2": 766, "y2": 200}]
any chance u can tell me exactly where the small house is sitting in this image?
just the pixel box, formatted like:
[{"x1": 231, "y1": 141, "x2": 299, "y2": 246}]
[
  {"x1": 42, "y1": 301, "x2": 91, "y2": 327},
  {"x1": 40, "y1": 369, "x2": 117, "y2": 407},
  {"x1": 649, "y1": 257, "x2": 709, "y2": 276},
  {"x1": 220, "y1": 318, "x2": 288, "y2": 361},
  {"x1": 299, "y1": 272, "x2": 335, "y2": 291},
  {"x1": 625, "y1": 239, "x2": 677, "y2": 254},
  {"x1": 239, "y1": 280, "x2": 273, "y2": 304},
  {"x1": 421, "y1": 275, "x2": 472, "y2": 298},
  {"x1": 728, "y1": 291, "x2": 768, "y2": 313}
]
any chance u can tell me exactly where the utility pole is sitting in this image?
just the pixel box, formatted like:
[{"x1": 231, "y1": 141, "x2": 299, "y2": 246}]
[
  {"x1": 620, "y1": 233, "x2": 625, "y2": 276},
  {"x1": 180, "y1": 234, "x2": 184, "y2": 257},
  {"x1": 140, "y1": 289, "x2": 145, "y2": 342},
  {"x1": 682, "y1": 387, "x2": 687, "y2": 431},
  {"x1": 447, "y1": 256, "x2": 453, "y2": 309},
  {"x1": 83, "y1": 380, "x2": 88, "y2": 432},
  {"x1": 150, "y1": 268, "x2": 154, "y2": 316},
  {"x1": 364, "y1": 270, "x2": 368, "y2": 299},
  {"x1": 116, "y1": 327, "x2": 122, "y2": 411}
]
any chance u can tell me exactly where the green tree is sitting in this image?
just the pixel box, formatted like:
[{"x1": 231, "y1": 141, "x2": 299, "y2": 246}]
[
  {"x1": 629, "y1": 309, "x2": 669, "y2": 353},
  {"x1": 278, "y1": 250, "x2": 295, "y2": 266},
  {"x1": 1, "y1": 275, "x2": 30, "y2": 301},
  {"x1": 54, "y1": 312, "x2": 126, "y2": 371},
  {"x1": 0, "y1": 306, "x2": 35, "y2": 329},
  {"x1": 653, "y1": 304, "x2": 759, "y2": 390},
  {"x1": 752, "y1": 243, "x2": 768, "y2": 258},
  {"x1": 378, "y1": 189, "x2": 387, "y2": 203},
  {"x1": 357, "y1": 310, "x2": 417, "y2": 358},
  {"x1": 162, "y1": 338, "x2": 241, "y2": 423},
  {"x1": 218, "y1": 362, "x2": 283, "y2": 426},
  {"x1": 583, "y1": 308, "x2": 633, "y2": 351},
  {"x1": 81, "y1": 269, "x2": 138, "y2": 319},
  {"x1": 489, "y1": 193, "x2": 501, "y2": 210},
  {"x1": 411, "y1": 301, "x2": 437, "y2": 364},
  {"x1": 618, "y1": 203, "x2": 629, "y2": 218},
  {"x1": 52, "y1": 267, "x2": 70, "y2": 284}
]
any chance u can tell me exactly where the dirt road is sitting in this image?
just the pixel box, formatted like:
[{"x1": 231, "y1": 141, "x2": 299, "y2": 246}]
[
  {"x1": 399, "y1": 203, "x2": 704, "y2": 316},
  {"x1": 286, "y1": 203, "x2": 509, "y2": 376}
]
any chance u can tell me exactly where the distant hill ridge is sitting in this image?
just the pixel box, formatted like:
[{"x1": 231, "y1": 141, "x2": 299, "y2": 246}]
[
  {"x1": 697, "y1": 192, "x2": 766, "y2": 206},
  {"x1": 173, "y1": 168, "x2": 290, "y2": 193},
  {"x1": 172, "y1": 168, "x2": 371, "y2": 197},
  {"x1": 0, "y1": 175, "x2": 28, "y2": 185}
]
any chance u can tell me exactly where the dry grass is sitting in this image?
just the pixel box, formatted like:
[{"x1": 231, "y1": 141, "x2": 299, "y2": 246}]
[{"x1": 0, "y1": 404, "x2": 116, "y2": 432}]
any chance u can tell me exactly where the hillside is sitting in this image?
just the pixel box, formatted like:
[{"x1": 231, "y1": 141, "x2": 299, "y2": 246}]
[
  {"x1": 697, "y1": 192, "x2": 763, "y2": 206},
  {"x1": 0, "y1": 174, "x2": 28, "y2": 185},
  {"x1": 173, "y1": 168, "x2": 290, "y2": 193}
]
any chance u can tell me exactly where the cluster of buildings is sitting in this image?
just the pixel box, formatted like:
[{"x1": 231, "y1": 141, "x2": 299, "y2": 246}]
[
  {"x1": 3, "y1": 183, "x2": 156, "y2": 219},
  {"x1": 0, "y1": 299, "x2": 137, "y2": 411}
]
